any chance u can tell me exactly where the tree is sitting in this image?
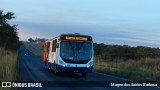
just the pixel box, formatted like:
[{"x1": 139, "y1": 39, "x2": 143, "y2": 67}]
[
  {"x1": 28, "y1": 38, "x2": 34, "y2": 42},
  {"x1": 94, "y1": 43, "x2": 160, "y2": 61},
  {"x1": 0, "y1": 9, "x2": 20, "y2": 49}
]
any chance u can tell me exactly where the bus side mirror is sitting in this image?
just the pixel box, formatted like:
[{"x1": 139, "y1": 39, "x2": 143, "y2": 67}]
[{"x1": 56, "y1": 43, "x2": 59, "y2": 48}]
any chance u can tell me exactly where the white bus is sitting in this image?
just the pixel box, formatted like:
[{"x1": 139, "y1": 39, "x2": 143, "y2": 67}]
[{"x1": 43, "y1": 33, "x2": 94, "y2": 77}]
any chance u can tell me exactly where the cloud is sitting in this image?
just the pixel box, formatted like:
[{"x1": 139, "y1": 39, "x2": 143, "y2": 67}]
[{"x1": 98, "y1": 36, "x2": 160, "y2": 47}]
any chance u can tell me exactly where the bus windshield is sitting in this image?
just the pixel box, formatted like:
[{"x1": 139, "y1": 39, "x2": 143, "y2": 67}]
[{"x1": 60, "y1": 41, "x2": 92, "y2": 61}]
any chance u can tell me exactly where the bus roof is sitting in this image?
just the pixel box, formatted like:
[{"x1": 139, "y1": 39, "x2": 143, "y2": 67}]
[
  {"x1": 46, "y1": 33, "x2": 92, "y2": 42},
  {"x1": 59, "y1": 33, "x2": 92, "y2": 37}
]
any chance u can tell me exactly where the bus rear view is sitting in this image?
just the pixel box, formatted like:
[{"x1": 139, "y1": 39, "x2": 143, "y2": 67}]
[{"x1": 43, "y1": 34, "x2": 94, "y2": 77}]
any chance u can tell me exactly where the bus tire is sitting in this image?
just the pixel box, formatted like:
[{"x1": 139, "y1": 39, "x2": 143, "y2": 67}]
[
  {"x1": 47, "y1": 67, "x2": 50, "y2": 71},
  {"x1": 54, "y1": 67, "x2": 59, "y2": 75},
  {"x1": 47, "y1": 63, "x2": 51, "y2": 71},
  {"x1": 54, "y1": 62, "x2": 59, "y2": 75},
  {"x1": 47, "y1": 64, "x2": 51, "y2": 71},
  {"x1": 46, "y1": 57, "x2": 50, "y2": 71},
  {"x1": 81, "y1": 72, "x2": 87, "y2": 77}
]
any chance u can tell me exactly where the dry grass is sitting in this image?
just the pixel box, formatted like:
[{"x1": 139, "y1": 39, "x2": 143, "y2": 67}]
[
  {"x1": 0, "y1": 48, "x2": 18, "y2": 90},
  {"x1": 94, "y1": 57, "x2": 160, "y2": 81},
  {"x1": 138, "y1": 58, "x2": 160, "y2": 71}
]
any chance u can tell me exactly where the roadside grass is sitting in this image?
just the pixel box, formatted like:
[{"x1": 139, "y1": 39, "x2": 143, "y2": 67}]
[
  {"x1": 23, "y1": 42, "x2": 43, "y2": 59},
  {"x1": 0, "y1": 48, "x2": 18, "y2": 90},
  {"x1": 94, "y1": 57, "x2": 160, "y2": 81}
]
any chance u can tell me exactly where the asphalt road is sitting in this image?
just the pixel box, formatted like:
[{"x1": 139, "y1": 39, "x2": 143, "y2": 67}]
[
  {"x1": 25, "y1": 42, "x2": 43, "y2": 55},
  {"x1": 18, "y1": 44, "x2": 159, "y2": 90}
]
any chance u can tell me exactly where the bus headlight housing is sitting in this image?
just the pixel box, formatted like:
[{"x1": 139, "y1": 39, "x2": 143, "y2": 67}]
[
  {"x1": 59, "y1": 60, "x2": 65, "y2": 67},
  {"x1": 87, "y1": 61, "x2": 93, "y2": 68},
  {"x1": 87, "y1": 65, "x2": 90, "y2": 68}
]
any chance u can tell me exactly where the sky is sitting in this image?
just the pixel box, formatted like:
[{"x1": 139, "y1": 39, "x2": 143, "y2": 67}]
[{"x1": 1, "y1": 0, "x2": 160, "y2": 48}]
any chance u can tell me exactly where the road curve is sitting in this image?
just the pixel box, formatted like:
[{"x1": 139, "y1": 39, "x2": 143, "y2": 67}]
[{"x1": 18, "y1": 44, "x2": 159, "y2": 90}]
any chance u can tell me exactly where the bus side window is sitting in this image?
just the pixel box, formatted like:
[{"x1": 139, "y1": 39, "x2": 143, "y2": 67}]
[
  {"x1": 52, "y1": 39, "x2": 57, "y2": 52},
  {"x1": 52, "y1": 40, "x2": 55, "y2": 52},
  {"x1": 54, "y1": 40, "x2": 57, "y2": 52}
]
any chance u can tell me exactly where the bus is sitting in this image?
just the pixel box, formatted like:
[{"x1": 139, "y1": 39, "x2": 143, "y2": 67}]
[{"x1": 43, "y1": 33, "x2": 94, "y2": 77}]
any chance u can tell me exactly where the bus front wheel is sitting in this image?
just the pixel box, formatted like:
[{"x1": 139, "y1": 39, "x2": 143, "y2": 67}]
[
  {"x1": 47, "y1": 63, "x2": 51, "y2": 71},
  {"x1": 54, "y1": 62, "x2": 59, "y2": 75}
]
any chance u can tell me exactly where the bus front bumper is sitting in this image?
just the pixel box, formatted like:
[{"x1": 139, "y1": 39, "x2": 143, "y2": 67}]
[{"x1": 57, "y1": 65, "x2": 93, "y2": 73}]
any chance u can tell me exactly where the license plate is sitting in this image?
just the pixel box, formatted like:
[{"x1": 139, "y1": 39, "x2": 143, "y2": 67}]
[{"x1": 73, "y1": 70, "x2": 79, "y2": 72}]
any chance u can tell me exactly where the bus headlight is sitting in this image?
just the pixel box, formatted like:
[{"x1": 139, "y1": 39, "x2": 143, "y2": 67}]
[
  {"x1": 59, "y1": 60, "x2": 65, "y2": 67},
  {"x1": 87, "y1": 61, "x2": 93, "y2": 68},
  {"x1": 87, "y1": 65, "x2": 90, "y2": 68},
  {"x1": 62, "y1": 64, "x2": 65, "y2": 67}
]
